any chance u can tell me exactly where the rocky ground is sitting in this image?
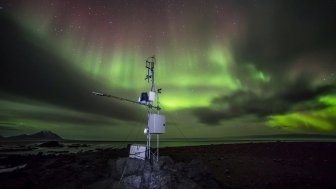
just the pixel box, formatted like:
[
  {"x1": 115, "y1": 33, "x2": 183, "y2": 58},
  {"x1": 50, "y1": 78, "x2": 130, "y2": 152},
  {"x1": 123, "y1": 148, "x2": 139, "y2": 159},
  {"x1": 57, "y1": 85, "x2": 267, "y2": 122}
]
[{"x1": 1, "y1": 142, "x2": 336, "y2": 189}]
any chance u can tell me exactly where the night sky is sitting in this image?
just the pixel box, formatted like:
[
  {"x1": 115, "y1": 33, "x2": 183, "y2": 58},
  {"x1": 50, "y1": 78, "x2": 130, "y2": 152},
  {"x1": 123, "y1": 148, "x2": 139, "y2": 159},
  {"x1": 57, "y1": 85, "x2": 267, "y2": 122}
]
[{"x1": 1, "y1": 0, "x2": 336, "y2": 140}]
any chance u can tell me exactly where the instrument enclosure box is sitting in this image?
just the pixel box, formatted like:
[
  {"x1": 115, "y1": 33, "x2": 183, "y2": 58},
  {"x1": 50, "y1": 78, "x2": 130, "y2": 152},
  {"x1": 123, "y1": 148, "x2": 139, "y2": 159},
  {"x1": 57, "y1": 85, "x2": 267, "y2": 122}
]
[
  {"x1": 129, "y1": 144, "x2": 146, "y2": 160},
  {"x1": 148, "y1": 114, "x2": 166, "y2": 134}
]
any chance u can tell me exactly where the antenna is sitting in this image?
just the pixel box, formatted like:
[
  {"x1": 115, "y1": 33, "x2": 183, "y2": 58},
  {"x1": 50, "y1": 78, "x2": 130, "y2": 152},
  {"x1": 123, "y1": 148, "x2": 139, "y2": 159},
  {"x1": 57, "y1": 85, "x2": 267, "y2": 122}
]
[
  {"x1": 92, "y1": 56, "x2": 166, "y2": 162},
  {"x1": 146, "y1": 56, "x2": 155, "y2": 92}
]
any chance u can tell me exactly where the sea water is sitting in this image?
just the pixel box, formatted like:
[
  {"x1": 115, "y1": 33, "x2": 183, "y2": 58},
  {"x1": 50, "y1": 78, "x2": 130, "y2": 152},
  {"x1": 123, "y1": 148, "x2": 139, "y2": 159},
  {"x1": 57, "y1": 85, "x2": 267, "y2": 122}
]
[{"x1": 1, "y1": 138, "x2": 335, "y2": 155}]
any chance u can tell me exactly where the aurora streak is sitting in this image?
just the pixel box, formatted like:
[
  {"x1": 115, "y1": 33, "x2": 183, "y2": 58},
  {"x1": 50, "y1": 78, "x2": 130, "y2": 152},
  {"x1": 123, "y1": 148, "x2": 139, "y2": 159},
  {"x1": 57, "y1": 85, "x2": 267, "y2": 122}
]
[{"x1": 1, "y1": 0, "x2": 336, "y2": 140}]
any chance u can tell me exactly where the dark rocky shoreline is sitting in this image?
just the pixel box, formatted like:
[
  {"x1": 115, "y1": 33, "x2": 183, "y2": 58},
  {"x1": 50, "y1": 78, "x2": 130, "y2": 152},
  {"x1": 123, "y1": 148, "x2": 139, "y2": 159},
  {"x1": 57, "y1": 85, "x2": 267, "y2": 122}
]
[{"x1": 1, "y1": 142, "x2": 336, "y2": 189}]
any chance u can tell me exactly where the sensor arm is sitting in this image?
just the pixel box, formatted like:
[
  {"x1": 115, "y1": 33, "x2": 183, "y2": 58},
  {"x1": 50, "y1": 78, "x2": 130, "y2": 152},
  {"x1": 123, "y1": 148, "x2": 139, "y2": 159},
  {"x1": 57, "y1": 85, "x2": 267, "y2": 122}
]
[{"x1": 92, "y1": 91, "x2": 161, "y2": 110}]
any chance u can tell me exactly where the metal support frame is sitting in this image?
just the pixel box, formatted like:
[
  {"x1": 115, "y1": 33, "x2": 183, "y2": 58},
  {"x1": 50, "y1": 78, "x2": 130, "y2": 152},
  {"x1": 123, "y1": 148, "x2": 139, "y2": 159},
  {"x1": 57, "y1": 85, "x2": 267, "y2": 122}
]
[
  {"x1": 145, "y1": 56, "x2": 162, "y2": 162},
  {"x1": 93, "y1": 56, "x2": 164, "y2": 162}
]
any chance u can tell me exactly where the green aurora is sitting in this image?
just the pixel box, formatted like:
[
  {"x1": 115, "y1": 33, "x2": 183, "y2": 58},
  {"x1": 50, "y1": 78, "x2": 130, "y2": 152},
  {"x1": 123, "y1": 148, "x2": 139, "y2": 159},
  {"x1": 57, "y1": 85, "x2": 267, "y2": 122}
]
[{"x1": 0, "y1": 0, "x2": 336, "y2": 140}]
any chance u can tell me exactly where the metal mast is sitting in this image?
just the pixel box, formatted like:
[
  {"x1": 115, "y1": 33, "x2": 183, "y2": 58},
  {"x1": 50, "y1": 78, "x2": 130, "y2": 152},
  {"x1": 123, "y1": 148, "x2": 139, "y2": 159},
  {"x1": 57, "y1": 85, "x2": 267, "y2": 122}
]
[
  {"x1": 144, "y1": 56, "x2": 163, "y2": 161},
  {"x1": 92, "y1": 56, "x2": 165, "y2": 162}
]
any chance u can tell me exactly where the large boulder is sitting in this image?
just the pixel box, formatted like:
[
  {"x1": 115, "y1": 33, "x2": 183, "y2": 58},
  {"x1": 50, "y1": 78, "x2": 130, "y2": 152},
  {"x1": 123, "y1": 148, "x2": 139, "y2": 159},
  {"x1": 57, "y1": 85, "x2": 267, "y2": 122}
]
[
  {"x1": 125, "y1": 158, "x2": 146, "y2": 176},
  {"x1": 115, "y1": 157, "x2": 146, "y2": 177},
  {"x1": 115, "y1": 158, "x2": 127, "y2": 177},
  {"x1": 100, "y1": 156, "x2": 221, "y2": 189},
  {"x1": 159, "y1": 156, "x2": 174, "y2": 170},
  {"x1": 120, "y1": 175, "x2": 142, "y2": 189},
  {"x1": 147, "y1": 170, "x2": 172, "y2": 189}
]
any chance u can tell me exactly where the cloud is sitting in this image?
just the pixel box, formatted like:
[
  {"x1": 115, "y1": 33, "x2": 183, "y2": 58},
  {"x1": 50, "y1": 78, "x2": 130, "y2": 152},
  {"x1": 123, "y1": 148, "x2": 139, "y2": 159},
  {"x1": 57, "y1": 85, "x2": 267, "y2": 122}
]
[
  {"x1": 0, "y1": 97, "x2": 132, "y2": 129},
  {"x1": 267, "y1": 95, "x2": 336, "y2": 132},
  {"x1": 0, "y1": 125, "x2": 19, "y2": 131},
  {"x1": 0, "y1": 124, "x2": 21, "y2": 137},
  {"x1": 7, "y1": 109, "x2": 118, "y2": 126},
  {"x1": 193, "y1": 81, "x2": 335, "y2": 125},
  {"x1": 234, "y1": 1, "x2": 336, "y2": 71},
  {"x1": 0, "y1": 15, "x2": 143, "y2": 123}
]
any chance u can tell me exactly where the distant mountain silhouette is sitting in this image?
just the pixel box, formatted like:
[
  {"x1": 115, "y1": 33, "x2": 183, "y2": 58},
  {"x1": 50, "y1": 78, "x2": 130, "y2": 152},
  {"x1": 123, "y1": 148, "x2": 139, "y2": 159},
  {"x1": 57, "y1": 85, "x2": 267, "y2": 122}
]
[{"x1": 2, "y1": 130, "x2": 63, "y2": 141}]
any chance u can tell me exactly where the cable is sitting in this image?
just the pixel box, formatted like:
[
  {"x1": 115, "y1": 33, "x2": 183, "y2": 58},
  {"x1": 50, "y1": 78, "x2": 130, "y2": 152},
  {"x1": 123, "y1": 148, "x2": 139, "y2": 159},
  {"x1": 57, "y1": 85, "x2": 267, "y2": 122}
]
[
  {"x1": 174, "y1": 124, "x2": 188, "y2": 140},
  {"x1": 118, "y1": 158, "x2": 129, "y2": 188},
  {"x1": 134, "y1": 111, "x2": 148, "y2": 141}
]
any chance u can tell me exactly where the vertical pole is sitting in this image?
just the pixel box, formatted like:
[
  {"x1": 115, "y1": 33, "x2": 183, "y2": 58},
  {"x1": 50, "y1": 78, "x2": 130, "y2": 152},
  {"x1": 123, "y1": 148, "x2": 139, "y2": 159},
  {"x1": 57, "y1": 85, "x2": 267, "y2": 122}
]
[
  {"x1": 148, "y1": 133, "x2": 151, "y2": 160},
  {"x1": 157, "y1": 134, "x2": 159, "y2": 162},
  {"x1": 151, "y1": 64, "x2": 155, "y2": 92},
  {"x1": 146, "y1": 133, "x2": 148, "y2": 159}
]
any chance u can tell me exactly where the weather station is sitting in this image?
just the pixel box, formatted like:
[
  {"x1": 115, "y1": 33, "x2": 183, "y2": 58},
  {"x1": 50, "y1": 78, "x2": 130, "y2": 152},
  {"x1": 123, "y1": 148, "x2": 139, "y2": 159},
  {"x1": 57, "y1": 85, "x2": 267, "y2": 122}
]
[{"x1": 92, "y1": 56, "x2": 166, "y2": 162}]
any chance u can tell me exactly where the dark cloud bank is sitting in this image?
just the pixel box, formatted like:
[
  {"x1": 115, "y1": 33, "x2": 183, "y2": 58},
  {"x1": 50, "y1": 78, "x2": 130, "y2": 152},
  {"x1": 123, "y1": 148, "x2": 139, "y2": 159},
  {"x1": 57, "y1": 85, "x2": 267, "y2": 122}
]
[{"x1": 0, "y1": 15, "x2": 143, "y2": 123}]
